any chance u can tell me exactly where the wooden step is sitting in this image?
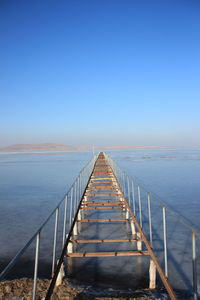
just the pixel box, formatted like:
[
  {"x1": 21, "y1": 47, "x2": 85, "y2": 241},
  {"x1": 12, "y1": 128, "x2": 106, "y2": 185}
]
[
  {"x1": 77, "y1": 218, "x2": 132, "y2": 223},
  {"x1": 66, "y1": 251, "x2": 149, "y2": 257},
  {"x1": 85, "y1": 193, "x2": 121, "y2": 197},
  {"x1": 87, "y1": 186, "x2": 117, "y2": 190},
  {"x1": 82, "y1": 202, "x2": 125, "y2": 206},
  {"x1": 82, "y1": 200, "x2": 125, "y2": 204},
  {"x1": 71, "y1": 238, "x2": 138, "y2": 243},
  {"x1": 81, "y1": 206, "x2": 123, "y2": 210},
  {"x1": 91, "y1": 178, "x2": 114, "y2": 181}
]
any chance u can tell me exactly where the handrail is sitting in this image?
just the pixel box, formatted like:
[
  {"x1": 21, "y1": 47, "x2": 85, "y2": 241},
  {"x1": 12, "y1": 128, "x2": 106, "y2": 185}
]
[
  {"x1": 0, "y1": 152, "x2": 198, "y2": 300},
  {"x1": 105, "y1": 153, "x2": 199, "y2": 300},
  {"x1": 105, "y1": 153, "x2": 199, "y2": 236},
  {"x1": 0, "y1": 154, "x2": 98, "y2": 293}
]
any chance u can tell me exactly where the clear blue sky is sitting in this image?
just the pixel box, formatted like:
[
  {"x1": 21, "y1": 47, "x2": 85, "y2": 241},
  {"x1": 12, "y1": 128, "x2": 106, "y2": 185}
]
[{"x1": 0, "y1": 0, "x2": 200, "y2": 147}]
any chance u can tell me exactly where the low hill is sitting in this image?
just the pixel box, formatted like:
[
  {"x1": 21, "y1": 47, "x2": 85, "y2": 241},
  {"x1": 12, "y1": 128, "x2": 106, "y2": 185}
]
[
  {"x1": 0, "y1": 143, "x2": 76, "y2": 152},
  {"x1": 0, "y1": 143, "x2": 166, "y2": 153}
]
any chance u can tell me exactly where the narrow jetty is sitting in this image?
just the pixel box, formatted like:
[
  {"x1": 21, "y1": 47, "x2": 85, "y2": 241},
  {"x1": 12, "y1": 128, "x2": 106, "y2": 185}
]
[
  {"x1": 46, "y1": 152, "x2": 176, "y2": 300},
  {"x1": 1, "y1": 152, "x2": 198, "y2": 300}
]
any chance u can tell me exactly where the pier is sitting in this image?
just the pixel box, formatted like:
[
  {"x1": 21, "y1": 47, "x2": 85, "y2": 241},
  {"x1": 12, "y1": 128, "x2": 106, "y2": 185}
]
[{"x1": 0, "y1": 152, "x2": 199, "y2": 300}]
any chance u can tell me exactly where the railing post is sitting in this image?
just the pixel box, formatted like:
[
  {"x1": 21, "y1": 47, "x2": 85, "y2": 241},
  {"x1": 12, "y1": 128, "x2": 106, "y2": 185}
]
[
  {"x1": 192, "y1": 232, "x2": 198, "y2": 300},
  {"x1": 62, "y1": 195, "x2": 68, "y2": 246},
  {"x1": 69, "y1": 187, "x2": 73, "y2": 226},
  {"x1": 79, "y1": 172, "x2": 82, "y2": 198},
  {"x1": 78, "y1": 175, "x2": 80, "y2": 200},
  {"x1": 122, "y1": 172, "x2": 125, "y2": 193},
  {"x1": 74, "y1": 180, "x2": 77, "y2": 212},
  {"x1": 147, "y1": 192, "x2": 153, "y2": 246},
  {"x1": 52, "y1": 207, "x2": 59, "y2": 277},
  {"x1": 163, "y1": 206, "x2": 168, "y2": 277},
  {"x1": 32, "y1": 232, "x2": 40, "y2": 300},
  {"x1": 138, "y1": 184, "x2": 142, "y2": 228},
  {"x1": 132, "y1": 181, "x2": 136, "y2": 215},
  {"x1": 127, "y1": 177, "x2": 130, "y2": 205}
]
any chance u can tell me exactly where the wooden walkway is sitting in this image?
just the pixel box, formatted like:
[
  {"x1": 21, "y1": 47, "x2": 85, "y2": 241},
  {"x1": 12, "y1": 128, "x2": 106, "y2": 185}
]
[{"x1": 62, "y1": 152, "x2": 177, "y2": 300}]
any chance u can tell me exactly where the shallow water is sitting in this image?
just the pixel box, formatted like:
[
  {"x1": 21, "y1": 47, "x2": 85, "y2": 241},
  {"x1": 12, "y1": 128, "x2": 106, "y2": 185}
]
[{"x1": 0, "y1": 149, "x2": 199, "y2": 297}]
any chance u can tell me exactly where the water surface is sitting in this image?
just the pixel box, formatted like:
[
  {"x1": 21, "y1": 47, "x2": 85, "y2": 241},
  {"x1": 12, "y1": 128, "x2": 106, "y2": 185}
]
[{"x1": 0, "y1": 149, "x2": 199, "y2": 297}]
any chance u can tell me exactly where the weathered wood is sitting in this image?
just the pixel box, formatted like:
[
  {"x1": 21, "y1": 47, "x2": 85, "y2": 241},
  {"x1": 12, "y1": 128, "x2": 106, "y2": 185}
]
[
  {"x1": 66, "y1": 251, "x2": 149, "y2": 257},
  {"x1": 85, "y1": 193, "x2": 122, "y2": 197},
  {"x1": 58, "y1": 152, "x2": 177, "y2": 300},
  {"x1": 71, "y1": 238, "x2": 138, "y2": 243},
  {"x1": 83, "y1": 200, "x2": 123, "y2": 204},
  {"x1": 87, "y1": 186, "x2": 116, "y2": 190},
  {"x1": 77, "y1": 218, "x2": 131, "y2": 223},
  {"x1": 81, "y1": 206, "x2": 123, "y2": 210}
]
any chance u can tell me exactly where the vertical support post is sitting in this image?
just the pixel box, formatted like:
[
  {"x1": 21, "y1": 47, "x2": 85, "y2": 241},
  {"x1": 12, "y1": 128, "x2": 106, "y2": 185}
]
[
  {"x1": 62, "y1": 195, "x2": 68, "y2": 246},
  {"x1": 52, "y1": 208, "x2": 59, "y2": 277},
  {"x1": 122, "y1": 172, "x2": 125, "y2": 193},
  {"x1": 138, "y1": 185, "x2": 142, "y2": 228},
  {"x1": 77, "y1": 175, "x2": 80, "y2": 203},
  {"x1": 127, "y1": 177, "x2": 130, "y2": 205},
  {"x1": 136, "y1": 232, "x2": 142, "y2": 251},
  {"x1": 147, "y1": 192, "x2": 153, "y2": 246},
  {"x1": 79, "y1": 173, "x2": 82, "y2": 199},
  {"x1": 149, "y1": 259, "x2": 156, "y2": 289},
  {"x1": 163, "y1": 206, "x2": 168, "y2": 277},
  {"x1": 69, "y1": 187, "x2": 73, "y2": 226},
  {"x1": 192, "y1": 232, "x2": 198, "y2": 300},
  {"x1": 132, "y1": 181, "x2": 136, "y2": 215},
  {"x1": 56, "y1": 261, "x2": 65, "y2": 287},
  {"x1": 32, "y1": 232, "x2": 40, "y2": 300},
  {"x1": 74, "y1": 180, "x2": 77, "y2": 212}
]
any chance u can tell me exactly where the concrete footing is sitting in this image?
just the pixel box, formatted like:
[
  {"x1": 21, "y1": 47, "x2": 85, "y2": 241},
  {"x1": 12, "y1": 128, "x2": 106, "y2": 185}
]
[
  {"x1": 149, "y1": 259, "x2": 156, "y2": 289},
  {"x1": 137, "y1": 232, "x2": 142, "y2": 251}
]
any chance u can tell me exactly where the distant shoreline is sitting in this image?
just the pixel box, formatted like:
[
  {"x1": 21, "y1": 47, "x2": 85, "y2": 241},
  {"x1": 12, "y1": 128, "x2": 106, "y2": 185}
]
[{"x1": 0, "y1": 142, "x2": 174, "y2": 153}]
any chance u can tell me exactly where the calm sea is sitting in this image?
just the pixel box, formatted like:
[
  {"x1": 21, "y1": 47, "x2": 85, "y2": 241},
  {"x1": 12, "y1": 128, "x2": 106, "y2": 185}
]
[{"x1": 0, "y1": 149, "x2": 199, "y2": 297}]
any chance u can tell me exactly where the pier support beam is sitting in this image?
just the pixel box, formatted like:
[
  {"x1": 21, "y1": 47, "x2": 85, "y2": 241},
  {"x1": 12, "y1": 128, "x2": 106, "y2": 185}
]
[
  {"x1": 73, "y1": 222, "x2": 78, "y2": 236},
  {"x1": 137, "y1": 232, "x2": 142, "y2": 251},
  {"x1": 130, "y1": 219, "x2": 136, "y2": 235},
  {"x1": 67, "y1": 237, "x2": 73, "y2": 254},
  {"x1": 56, "y1": 262, "x2": 65, "y2": 287},
  {"x1": 149, "y1": 259, "x2": 156, "y2": 289}
]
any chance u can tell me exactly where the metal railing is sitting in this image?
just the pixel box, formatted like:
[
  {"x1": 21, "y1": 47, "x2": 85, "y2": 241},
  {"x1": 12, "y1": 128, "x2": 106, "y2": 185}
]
[
  {"x1": 105, "y1": 153, "x2": 199, "y2": 300},
  {"x1": 0, "y1": 154, "x2": 97, "y2": 300},
  {"x1": 0, "y1": 152, "x2": 199, "y2": 299}
]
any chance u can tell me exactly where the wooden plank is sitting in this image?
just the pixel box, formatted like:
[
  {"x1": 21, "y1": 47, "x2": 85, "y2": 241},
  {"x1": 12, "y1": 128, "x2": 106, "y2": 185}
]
[
  {"x1": 66, "y1": 251, "x2": 149, "y2": 257},
  {"x1": 83, "y1": 200, "x2": 125, "y2": 204},
  {"x1": 77, "y1": 218, "x2": 131, "y2": 223},
  {"x1": 85, "y1": 193, "x2": 121, "y2": 197},
  {"x1": 81, "y1": 206, "x2": 123, "y2": 210},
  {"x1": 71, "y1": 238, "x2": 138, "y2": 243},
  {"x1": 93, "y1": 171, "x2": 112, "y2": 173},
  {"x1": 87, "y1": 186, "x2": 116, "y2": 190},
  {"x1": 82, "y1": 202, "x2": 125, "y2": 206},
  {"x1": 91, "y1": 177, "x2": 114, "y2": 179}
]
